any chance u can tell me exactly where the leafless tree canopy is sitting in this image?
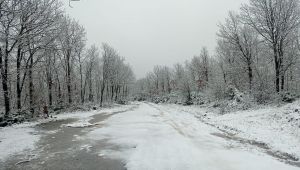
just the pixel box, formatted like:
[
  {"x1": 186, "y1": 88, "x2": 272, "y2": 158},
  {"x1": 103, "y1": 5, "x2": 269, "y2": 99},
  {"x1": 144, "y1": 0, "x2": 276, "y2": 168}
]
[
  {"x1": 1, "y1": 0, "x2": 300, "y2": 118},
  {"x1": 134, "y1": 0, "x2": 300, "y2": 105},
  {"x1": 0, "y1": 0, "x2": 135, "y2": 118}
]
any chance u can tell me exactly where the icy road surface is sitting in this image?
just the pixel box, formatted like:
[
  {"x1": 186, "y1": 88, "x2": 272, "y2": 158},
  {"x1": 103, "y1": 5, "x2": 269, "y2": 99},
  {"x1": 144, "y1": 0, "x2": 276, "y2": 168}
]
[{"x1": 1, "y1": 102, "x2": 299, "y2": 170}]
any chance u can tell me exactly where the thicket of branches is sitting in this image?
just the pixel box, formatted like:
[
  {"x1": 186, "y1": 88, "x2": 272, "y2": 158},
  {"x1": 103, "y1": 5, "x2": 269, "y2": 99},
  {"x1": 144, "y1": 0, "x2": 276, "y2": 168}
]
[
  {"x1": 0, "y1": 0, "x2": 135, "y2": 119},
  {"x1": 135, "y1": 0, "x2": 300, "y2": 105}
]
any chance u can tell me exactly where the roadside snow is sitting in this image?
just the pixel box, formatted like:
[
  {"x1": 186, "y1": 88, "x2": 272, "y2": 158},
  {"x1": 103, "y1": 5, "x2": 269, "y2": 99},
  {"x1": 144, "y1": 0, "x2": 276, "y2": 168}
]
[
  {"x1": 55, "y1": 104, "x2": 135, "y2": 120},
  {"x1": 63, "y1": 120, "x2": 93, "y2": 128},
  {"x1": 55, "y1": 110, "x2": 98, "y2": 120},
  {"x1": 162, "y1": 100, "x2": 300, "y2": 161},
  {"x1": 59, "y1": 103, "x2": 137, "y2": 128},
  {"x1": 87, "y1": 102, "x2": 298, "y2": 170},
  {"x1": 0, "y1": 122, "x2": 40, "y2": 161}
]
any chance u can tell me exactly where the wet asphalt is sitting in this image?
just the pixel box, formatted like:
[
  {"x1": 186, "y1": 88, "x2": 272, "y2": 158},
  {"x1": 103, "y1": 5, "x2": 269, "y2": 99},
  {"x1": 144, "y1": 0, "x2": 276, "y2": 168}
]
[{"x1": 1, "y1": 111, "x2": 127, "y2": 170}]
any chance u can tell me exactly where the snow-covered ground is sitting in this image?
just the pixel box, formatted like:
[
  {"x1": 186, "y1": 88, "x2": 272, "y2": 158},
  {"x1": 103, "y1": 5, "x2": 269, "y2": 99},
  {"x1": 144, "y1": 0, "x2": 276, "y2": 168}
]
[
  {"x1": 87, "y1": 102, "x2": 299, "y2": 170},
  {"x1": 0, "y1": 122, "x2": 40, "y2": 161},
  {"x1": 58, "y1": 104, "x2": 136, "y2": 128},
  {"x1": 160, "y1": 100, "x2": 300, "y2": 162},
  {"x1": 1, "y1": 101, "x2": 299, "y2": 169},
  {"x1": 55, "y1": 103, "x2": 135, "y2": 120}
]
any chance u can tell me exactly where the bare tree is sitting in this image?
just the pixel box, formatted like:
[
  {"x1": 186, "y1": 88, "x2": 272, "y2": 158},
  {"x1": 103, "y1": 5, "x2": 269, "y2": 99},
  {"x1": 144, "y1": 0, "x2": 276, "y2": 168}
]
[
  {"x1": 84, "y1": 45, "x2": 99, "y2": 102},
  {"x1": 0, "y1": 0, "x2": 21, "y2": 116},
  {"x1": 241, "y1": 0, "x2": 300, "y2": 92},
  {"x1": 58, "y1": 17, "x2": 85, "y2": 105},
  {"x1": 218, "y1": 12, "x2": 259, "y2": 91}
]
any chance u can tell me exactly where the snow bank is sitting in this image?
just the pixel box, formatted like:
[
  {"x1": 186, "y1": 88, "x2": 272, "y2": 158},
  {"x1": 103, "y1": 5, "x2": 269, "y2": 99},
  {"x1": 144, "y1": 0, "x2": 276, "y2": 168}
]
[
  {"x1": 87, "y1": 103, "x2": 298, "y2": 170},
  {"x1": 0, "y1": 122, "x2": 40, "y2": 161}
]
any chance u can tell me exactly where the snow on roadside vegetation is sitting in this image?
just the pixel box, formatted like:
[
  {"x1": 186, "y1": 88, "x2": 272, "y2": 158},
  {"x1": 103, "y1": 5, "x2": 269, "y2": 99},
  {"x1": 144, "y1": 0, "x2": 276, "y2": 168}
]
[
  {"x1": 161, "y1": 100, "x2": 300, "y2": 160},
  {"x1": 0, "y1": 122, "x2": 40, "y2": 161},
  {"x1": 87, "y1": 103, "x2": 299, "y2": 170}
]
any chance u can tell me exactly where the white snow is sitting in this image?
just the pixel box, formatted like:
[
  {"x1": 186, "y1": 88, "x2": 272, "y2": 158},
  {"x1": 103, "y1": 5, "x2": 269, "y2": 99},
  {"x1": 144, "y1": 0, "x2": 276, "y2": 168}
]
[
  {"x1": 0, "y1": 122, "x2": 40, "y2": 161},
  {"x1": 1, "y1": 101, "x2": 299, "y2": 169},
  {"x1": 55, "y1": 110, "x2": 98, "y2": 120},
  {"x1": 57, "y1": 104, "x2": 136, "y2": 128},
  {"x1": 80, "y1": 144, "x2": 93, "y2": 152},
  {"x1": 87, "y1": 102, "x2": 299, "y2": 170},
  {"x1": 63, "y1": 120, "x2": 93, "y2": 128},
  {"x1": 161, "y1": 100, "x2": 300, "y2": 161}
]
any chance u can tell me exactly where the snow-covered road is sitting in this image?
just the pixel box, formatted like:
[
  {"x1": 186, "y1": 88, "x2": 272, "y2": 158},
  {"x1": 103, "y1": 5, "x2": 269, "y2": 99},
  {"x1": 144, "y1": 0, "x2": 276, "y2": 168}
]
[
  {"x1": 1, "y1": 102, "x2": 299, "y2": 170},
  {"x1": 88, "y1": 102, "x2": 299, "y2": 170}
]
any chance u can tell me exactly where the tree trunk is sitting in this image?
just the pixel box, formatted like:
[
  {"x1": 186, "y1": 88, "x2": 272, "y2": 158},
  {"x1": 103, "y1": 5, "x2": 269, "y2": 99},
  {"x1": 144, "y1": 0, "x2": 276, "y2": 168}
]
[
  {"x1": 66, "y1": 50, "x2": 72, "y2": 104},
  {"x1": 29, "y1": 55, "x2": 34, "y2": 116},
  {"x1": 16, "y1": 46, "x2": 22, "y2": 110},
  {"x1": 247, "y1": 61, "x2": 253, "y2": 91},
  {"x1": 111, "y1": 85, "x2": 114, "y2": 101},
  {"x1": 48, "y1": 75, "x2": 53, "y2": 107},
  {"x1": 47, "y1": 54, "x2": 53, "y2": 107},
  {"x1": 80, "y1": 64, "x2": 84, "y2": 104},
  {"x1": 0, "y1": 49, "x2": 10, "y2": 117},
  {"x1": 56, "y1": 74, "x2": 62, "y2": 106},
  {"x1": 281, "y1": 74, "x2": 285, "y2": 91},
  {"x1": 88, "y1": 72, "x2": 93, "y2": 102},
  {"x1": 96, "y1": 81, "x2": 100, "y2": 102},
  {"x1": 274, "y1": 46, "x2": 280, "y2": 93},
  {"x1": 100, "y1": 82, "x2": 105, "y2": 107},
  {"x1": 114, "y1": 85, "x2": 119, "y2": 101}
]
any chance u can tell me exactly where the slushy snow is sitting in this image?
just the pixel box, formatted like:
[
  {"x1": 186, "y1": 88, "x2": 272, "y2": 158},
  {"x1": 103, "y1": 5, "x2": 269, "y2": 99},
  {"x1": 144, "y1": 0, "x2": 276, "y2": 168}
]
[{"x1": 0, "y1": 123, "x2": 40, "y2": 161}]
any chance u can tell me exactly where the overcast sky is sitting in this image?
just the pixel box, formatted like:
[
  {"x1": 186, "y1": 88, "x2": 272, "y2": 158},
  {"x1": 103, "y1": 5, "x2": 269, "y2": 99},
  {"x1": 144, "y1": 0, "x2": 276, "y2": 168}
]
[{"x1": 64, "y1": 0, "x2": 247, "y2": 78}]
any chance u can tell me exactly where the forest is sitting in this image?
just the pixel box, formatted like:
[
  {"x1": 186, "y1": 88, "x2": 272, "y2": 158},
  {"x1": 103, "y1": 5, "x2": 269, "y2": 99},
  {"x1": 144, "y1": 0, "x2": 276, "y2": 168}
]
[
  {"x1": 135, "y1": 0, "x2": 300, "y2": 109},
  {"x1": 1, "y1": 0, "x2": 300, "y2": 123},
  {"x1": 0, "y1": 0, "x2": 135, "y2": 124},
  {"x1": 1, "y1": 0, "x2": 300, "y2": 169}
]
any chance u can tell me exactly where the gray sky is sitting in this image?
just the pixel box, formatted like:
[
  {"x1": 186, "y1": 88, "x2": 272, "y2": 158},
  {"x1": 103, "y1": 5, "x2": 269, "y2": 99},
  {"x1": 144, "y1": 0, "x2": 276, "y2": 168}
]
[{"x1": 64, "y1": 0, "x2": 247, "y2": 78}]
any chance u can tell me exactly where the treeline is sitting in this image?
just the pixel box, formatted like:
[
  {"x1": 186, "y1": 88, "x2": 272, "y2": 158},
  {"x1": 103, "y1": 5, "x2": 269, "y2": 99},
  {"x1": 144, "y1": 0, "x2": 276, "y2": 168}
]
[
  {"x1": 135, "y1": 0, "x2": 300, "y2": 104},
  {"x1": 134, "y1": 47, "x2": 211, "y2": 104},
  {"x1": 0, "y1": 0, "x2": 134, "y2": 119}
]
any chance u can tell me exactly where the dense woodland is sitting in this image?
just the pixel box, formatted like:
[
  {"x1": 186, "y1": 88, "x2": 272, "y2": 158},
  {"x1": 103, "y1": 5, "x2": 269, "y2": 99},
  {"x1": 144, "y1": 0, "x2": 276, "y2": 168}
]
[
  {"x1": 135, "y1": 0, "x2": 300, "y2": 105},
  {"x1": 1, "y1": 0, "x2": 300, "y2": 122},
  {"x1": 0, "y1": 0, "x2": 135, "y2": 120}
]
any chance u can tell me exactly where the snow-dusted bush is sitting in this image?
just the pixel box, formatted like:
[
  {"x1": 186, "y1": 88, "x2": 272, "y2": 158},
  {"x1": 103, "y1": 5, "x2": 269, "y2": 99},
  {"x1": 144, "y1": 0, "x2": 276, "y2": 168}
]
[{"x1": 212, "y1": 86, "x2": 255, "y2": 114}]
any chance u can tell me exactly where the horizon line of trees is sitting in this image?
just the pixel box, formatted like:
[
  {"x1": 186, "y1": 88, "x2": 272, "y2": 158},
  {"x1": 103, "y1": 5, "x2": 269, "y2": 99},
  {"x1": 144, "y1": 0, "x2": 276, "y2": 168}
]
[
  {"x1": 135, "y1": 0, "x2": 300, "y2": 104},
  {"x1": 0, "y1": 0, "x2": 135, "y2": 118}
]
